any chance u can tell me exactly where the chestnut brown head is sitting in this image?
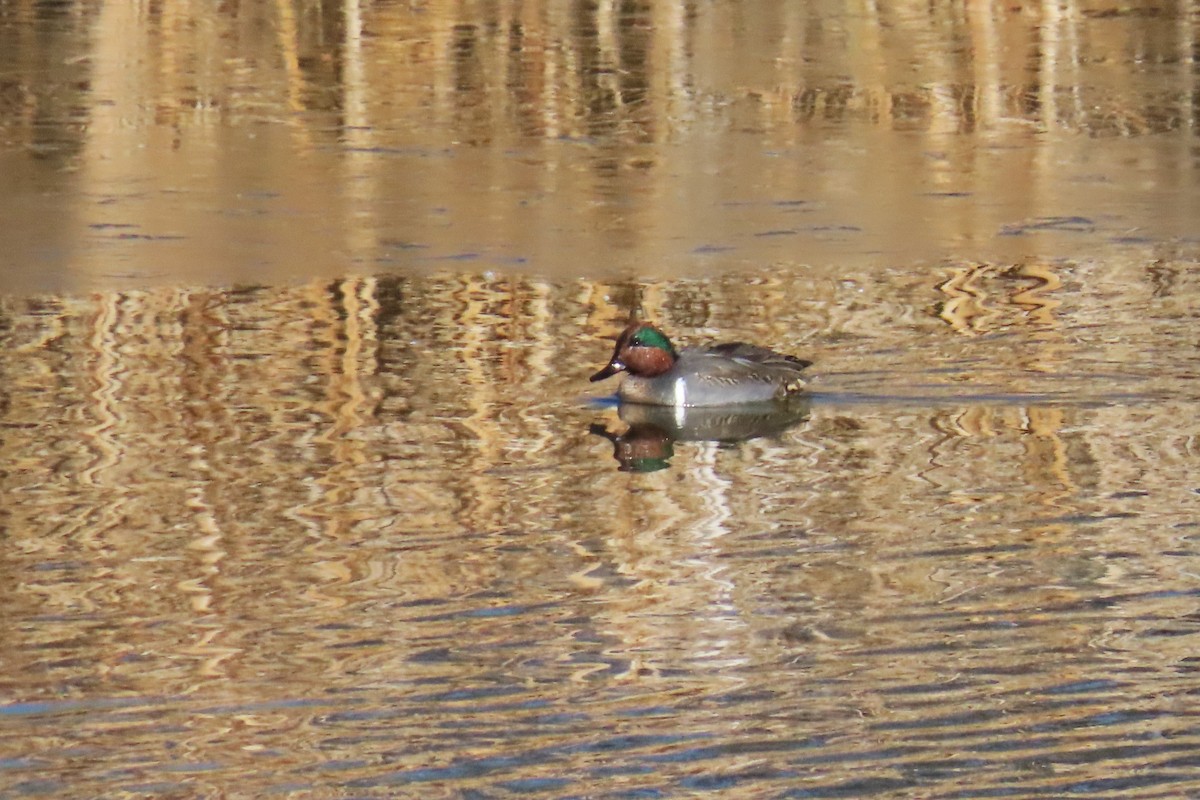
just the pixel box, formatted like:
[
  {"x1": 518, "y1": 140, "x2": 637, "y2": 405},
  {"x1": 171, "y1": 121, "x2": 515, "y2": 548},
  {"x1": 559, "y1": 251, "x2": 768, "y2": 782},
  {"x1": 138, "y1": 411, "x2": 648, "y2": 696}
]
[{"x1": 590, "y1": 322, "x2": 678, "y2": 382}]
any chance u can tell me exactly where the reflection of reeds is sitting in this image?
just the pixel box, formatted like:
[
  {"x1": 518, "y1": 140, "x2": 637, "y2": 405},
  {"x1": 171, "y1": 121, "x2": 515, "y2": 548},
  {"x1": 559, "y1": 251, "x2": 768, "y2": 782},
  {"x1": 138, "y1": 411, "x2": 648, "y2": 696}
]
[
  {"x1": 3, "y1": 0, "x2": 1197, "y2": 296},
  {"x1": 2, "y1": 266, "x2": 1199, "y2": 794},
  {"x1": 936, "y1": 260, "x2": 1063, "y2": 337},
  {"x1": 0, "y1": 268, "x2": 1175, "y2": 643},
  {"x1": 5, "y1": 1, "x2": 1197, "y2": 151}
]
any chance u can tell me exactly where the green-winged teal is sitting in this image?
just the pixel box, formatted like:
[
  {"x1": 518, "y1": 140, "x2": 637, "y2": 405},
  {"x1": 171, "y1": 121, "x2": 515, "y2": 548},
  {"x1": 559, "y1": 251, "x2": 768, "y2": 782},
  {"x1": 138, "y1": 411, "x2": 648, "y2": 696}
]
[{"x1": 590, "y1": 321, "x2": 812, "y2": 406}]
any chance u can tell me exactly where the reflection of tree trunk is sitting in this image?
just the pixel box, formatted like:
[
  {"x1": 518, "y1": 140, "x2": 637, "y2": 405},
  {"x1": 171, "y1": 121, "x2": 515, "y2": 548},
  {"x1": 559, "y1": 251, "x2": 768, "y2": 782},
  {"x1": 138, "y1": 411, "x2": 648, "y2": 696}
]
[
  {"x1": 1024, "y1": 405, "x2": 1075, "y2": 516},
  {"x1": 1011, "y1": 262, "x2": 1062, "y2": 330},
  {"x1": 275, "y1": 0, "x2": 313, "y2": 150},
  {"x1": 341, "y1": 0, "x2": 376, "y2": 256},
  {"x1": 82, "y1": 1, "x2": 142, "y2": 252}
]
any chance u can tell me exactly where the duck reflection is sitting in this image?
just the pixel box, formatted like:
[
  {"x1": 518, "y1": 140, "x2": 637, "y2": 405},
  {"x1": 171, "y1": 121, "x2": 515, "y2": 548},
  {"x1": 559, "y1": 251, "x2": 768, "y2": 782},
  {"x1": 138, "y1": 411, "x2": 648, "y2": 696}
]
[{"x1": 590, "y1": 398, "x2": 811, "y2": 472}]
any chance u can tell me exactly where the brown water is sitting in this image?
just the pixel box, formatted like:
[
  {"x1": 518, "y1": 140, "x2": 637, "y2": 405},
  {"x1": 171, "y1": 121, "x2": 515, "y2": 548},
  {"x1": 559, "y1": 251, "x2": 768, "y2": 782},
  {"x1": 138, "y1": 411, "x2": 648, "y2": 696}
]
[{"x1": 3, "y1": 1, "x2": 1200, "y2": 798}]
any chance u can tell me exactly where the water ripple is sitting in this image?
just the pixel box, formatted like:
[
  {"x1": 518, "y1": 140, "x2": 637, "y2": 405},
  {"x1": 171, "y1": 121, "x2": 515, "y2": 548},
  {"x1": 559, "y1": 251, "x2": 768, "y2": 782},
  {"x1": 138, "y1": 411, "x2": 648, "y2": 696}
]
[{"x1": 1, "y1": 267, "x2": 1199, "y2": 797}]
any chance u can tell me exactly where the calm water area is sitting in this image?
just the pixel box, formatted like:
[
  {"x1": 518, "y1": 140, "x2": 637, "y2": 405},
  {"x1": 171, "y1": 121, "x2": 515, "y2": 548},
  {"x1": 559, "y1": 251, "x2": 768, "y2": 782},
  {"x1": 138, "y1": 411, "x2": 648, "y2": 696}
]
[{"x1": 3, "y1": 1, "x2": 1200, "y2": 798}]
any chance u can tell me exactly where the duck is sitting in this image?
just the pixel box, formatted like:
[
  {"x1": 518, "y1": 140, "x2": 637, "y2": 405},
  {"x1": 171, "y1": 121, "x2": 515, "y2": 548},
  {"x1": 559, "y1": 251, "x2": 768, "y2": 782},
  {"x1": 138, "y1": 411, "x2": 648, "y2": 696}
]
[{"x1": 590, "y1": 321, "x2": 812, "y2": 406}]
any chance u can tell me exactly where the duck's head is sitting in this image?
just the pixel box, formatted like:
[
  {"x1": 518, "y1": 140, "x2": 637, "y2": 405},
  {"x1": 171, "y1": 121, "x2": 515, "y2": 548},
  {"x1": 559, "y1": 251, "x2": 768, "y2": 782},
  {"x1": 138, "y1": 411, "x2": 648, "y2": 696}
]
[{"x1": 590, "y1": 322, "x2": 678, "y2": 382}]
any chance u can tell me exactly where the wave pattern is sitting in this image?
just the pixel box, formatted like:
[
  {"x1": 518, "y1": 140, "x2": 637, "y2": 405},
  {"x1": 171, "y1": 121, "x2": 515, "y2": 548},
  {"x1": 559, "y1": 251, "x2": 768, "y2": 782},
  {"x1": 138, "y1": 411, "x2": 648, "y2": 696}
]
[
  {"x1": 3, "y1": 0, "x2": 1200, "y2": 295},
  {"x1": 0, "y1": 263, "x2": 1198, "y2": 796}
]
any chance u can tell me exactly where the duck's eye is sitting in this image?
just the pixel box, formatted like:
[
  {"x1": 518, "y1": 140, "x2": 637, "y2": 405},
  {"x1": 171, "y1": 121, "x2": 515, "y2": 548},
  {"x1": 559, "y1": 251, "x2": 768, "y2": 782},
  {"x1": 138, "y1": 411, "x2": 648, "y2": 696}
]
[{"x1": 629, "y1": 328, "x2": 671, "y2": 350}]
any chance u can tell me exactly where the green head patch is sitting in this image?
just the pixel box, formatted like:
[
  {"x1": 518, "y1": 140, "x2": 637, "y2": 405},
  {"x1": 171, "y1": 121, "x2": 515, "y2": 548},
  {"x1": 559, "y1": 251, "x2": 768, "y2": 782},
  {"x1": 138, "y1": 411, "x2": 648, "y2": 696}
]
[{"x1": 629, "y1": 325, "x2": 675, "y2": 355}]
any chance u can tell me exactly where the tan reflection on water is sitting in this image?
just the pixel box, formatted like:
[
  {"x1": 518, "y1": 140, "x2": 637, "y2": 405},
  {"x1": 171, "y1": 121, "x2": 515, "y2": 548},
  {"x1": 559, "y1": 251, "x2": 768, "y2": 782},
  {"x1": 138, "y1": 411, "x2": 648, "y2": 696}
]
[
  {"x1": 1, "y1": 262, "x2": 1200, "y2": 795},
  {"x1": 1, "y1": 1, "x2": 1199, "y2": 292}
]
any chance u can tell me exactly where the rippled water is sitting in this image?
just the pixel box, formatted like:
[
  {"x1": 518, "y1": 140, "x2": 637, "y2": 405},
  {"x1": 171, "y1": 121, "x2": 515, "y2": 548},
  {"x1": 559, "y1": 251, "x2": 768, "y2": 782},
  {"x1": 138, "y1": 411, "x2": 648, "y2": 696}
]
[
  {"x1": 2, "y1": 0, "x2": 1200, "y2": 293},
  {"x1": 3, "y1": 265, "x2": 1200, "y2": 797},
  {"x1": 3, "y1": 0, "x2": 1200, "y2": 798}
]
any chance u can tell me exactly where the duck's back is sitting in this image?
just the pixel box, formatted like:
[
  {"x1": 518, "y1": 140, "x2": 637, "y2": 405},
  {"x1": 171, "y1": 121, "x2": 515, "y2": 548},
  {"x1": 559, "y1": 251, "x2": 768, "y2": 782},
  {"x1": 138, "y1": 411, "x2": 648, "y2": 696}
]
[{"x1": 703, "y1": 342, "x2": 812, "y2": 377}]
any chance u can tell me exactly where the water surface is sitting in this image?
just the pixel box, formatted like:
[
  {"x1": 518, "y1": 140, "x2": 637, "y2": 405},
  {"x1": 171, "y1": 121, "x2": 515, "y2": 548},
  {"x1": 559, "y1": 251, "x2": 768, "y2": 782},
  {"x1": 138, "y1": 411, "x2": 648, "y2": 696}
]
[
  {"x1": 1, "y1": 0, "x2": 1198, "y2": 292},
  {"x1": 2, "y1": 266, "x2": 1199, "y2": 797}
]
